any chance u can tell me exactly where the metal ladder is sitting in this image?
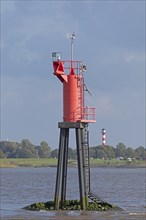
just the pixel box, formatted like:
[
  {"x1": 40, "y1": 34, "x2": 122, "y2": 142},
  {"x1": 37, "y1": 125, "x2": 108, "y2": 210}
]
[
  {"x1": 82, "y1": 124, "x2": 109, "y2": 206},
  {"x1": 77, "y1": 75, "x2": 84, "y2": 119},
  {"x1": 82, "y1": 124, "x2": 90, "y2": 194},
  {"x1": 82, "y1": 126, "x2": 109, "y2": 206},
  {"x1": 88, "y1": 190, "x2": 107, "y2": 204}
]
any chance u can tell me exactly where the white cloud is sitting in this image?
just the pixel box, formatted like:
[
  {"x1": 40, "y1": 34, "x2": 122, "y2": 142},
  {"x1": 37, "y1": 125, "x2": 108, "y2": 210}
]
[
  {"x1": 0, "y1": 38, "x2": 5, "y2": 49},
  {"x1": 1, "y1": 90, "x2": 23, "y2": 108},
  {"x1": 2, "y1": 3, "x2": 80, "y2": 64},
  {"x1": 125, "y1": 52, "x2": 145, "y2": 63},
  {"x1": 94, "y1": 95, "x2": 115, "y2": 117},
  {"x1": 7, "y1": 2, "x2": 79, "y2": 46},
  {"x1": 9, "y1": 47, "x2": 41, "y2": 63},
  {"x1": 1, "y1": 1, "x2": 16, "y2": 14}
]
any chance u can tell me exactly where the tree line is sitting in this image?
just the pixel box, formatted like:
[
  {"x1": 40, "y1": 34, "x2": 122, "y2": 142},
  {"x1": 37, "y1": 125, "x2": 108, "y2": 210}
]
[{"x1": 0, "y1": 139, "x2": 145, "y2": 160}]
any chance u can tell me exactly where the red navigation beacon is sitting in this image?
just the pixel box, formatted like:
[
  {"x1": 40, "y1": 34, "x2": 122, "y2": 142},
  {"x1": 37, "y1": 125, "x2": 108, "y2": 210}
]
[{"x1": 52, "y1": 52, "x2": 96, "y2": 123}]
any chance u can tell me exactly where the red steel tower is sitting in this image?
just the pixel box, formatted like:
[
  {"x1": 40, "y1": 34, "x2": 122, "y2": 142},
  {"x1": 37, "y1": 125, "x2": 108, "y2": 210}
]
[
  {"x1": 52, "y1": 34, "x2": 104, "y2": 210},
  {"x1": 52, "y1": 55, "x2": 96, "y2": 123}
]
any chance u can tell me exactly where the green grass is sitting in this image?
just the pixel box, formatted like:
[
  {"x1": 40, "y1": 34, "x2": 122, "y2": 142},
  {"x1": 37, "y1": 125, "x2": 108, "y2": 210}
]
[
  {"x1": 90, "y1": 158, "x2": 146, "y2": 167},
  {"x1": 0, "y1": 158, "x2": 145, "y2": 168},
  {"x1": 0, "y1": 158, "x2": 58, "y2": 168}
]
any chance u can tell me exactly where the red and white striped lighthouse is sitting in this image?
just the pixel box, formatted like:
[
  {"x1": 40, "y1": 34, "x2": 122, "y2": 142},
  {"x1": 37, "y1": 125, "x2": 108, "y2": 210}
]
[{"x1": 101, "y1": 128, "x2": 106, "y2": 145}]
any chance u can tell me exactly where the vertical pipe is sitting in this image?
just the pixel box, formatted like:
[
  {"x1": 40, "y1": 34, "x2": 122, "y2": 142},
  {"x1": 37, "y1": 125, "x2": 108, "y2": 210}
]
[
  {"x1": 61, "y1": 128, "x2": 69, "y2": 207},
  {"x1": 70, "y1": 32, "x2": 75, "y2": 69},
  {"x1": 71, "y1": 39, "x2": 73, "y2": 63},
  {"x1": 87, "y1": 128, "x2": 90, "y2": 192},
  {"x1": 54, "y1": 128, "x2": 65, "y2": 209},
  {"x1": 76, "y1": 128, "x2": 86, "y2": 210}
]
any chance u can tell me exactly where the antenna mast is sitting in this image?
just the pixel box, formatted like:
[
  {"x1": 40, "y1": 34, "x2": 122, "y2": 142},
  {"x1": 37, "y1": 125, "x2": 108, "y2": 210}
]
[{"x1": 70, "y1": 32, "x2": 75, "y2": 67}]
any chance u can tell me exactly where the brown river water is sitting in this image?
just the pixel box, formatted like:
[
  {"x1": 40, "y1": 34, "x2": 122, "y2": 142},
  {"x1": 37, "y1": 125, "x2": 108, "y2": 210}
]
[{"x1": 1, "y1": 167, "x2": 146, "y2": 220}]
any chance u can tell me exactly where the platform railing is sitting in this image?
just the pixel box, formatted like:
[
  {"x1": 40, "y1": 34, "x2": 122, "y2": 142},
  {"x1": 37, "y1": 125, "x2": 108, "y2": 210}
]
[
  {"x1": 63, "y1": 107, "x2": 96, "y2": 122},
  {"x1": 62, "y1": 60, "x2": 81, "y2": 74},
  {"x1": 82, "y1": 107, "x2": 96, "y2": 121}
]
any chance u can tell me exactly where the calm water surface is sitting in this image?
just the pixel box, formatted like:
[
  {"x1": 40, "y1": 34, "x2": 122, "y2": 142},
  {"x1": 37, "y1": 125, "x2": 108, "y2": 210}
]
[{"x1": 1, "y1": 167, "x2": 146, "y2": 220}]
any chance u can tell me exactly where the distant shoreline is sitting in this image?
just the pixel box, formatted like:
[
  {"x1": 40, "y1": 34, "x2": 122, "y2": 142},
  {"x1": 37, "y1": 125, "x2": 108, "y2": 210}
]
[{"x1": 0, "y1": 158, "x2": 145, "y2": 168}]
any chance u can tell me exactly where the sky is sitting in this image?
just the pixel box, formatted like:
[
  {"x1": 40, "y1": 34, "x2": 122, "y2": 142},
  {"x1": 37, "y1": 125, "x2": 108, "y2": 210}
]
[{"x1": 1, "y1": 0, "x2": 145, "y2": 149}]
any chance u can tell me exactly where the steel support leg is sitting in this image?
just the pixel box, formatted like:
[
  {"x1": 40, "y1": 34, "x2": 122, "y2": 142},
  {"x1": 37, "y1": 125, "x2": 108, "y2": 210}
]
[
  {"x1": 61, "y1": 128, "x2": 69, "y2": 207},
  {"x1": 76, "y1": 127, "x2": 87, "y2": 210},
  {"x1": 54, "y1": 128, "x2": 65, "y2": 209}
]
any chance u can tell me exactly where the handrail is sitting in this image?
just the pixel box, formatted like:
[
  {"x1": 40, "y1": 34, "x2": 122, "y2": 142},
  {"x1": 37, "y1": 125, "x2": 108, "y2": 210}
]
[
  {"x1": 62, "y1": 60, "x2": 81, "y2": 74},
  {"x1": 63, "y1": 107, "x2": 96, "y2": 122}
]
